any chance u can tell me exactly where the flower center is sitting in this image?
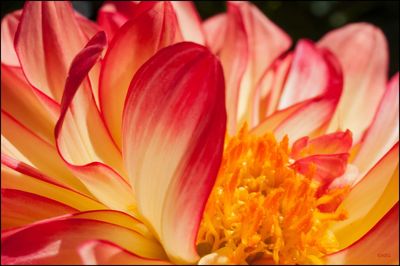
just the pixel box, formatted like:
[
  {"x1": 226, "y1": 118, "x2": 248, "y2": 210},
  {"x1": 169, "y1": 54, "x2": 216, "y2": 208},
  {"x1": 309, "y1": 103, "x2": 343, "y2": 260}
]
[{"x1": 197, "y1": 125, "x2": 348, "y2": 264}]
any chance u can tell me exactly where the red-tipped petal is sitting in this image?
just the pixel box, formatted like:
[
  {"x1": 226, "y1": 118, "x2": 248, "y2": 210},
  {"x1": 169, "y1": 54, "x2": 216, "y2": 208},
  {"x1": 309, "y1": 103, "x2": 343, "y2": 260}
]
[
  {"x1": 1, "y1": 10, "x2": 21, "y2": 66},
  {"x1": 203, "y1": 13, "x2": 227, "y2": 54},
  {"x1": 79, "y1": 240, "x2": 171, "y2": 265},
  {"x1": 1, "y1": 162, "x2": 105, "y2": 212},
  {"x1": 171, "y1": 1, "x2": 205, "y2": 44},
  {"x1": 332, "y1": 143, "x2": 399, "y2": 249},
  {"x1": 55, "y1": 32, "x2": 135, "y2": 213},
  {"x1": 1, "y1": 188, "x2": 77, "y2": 229},
  {"x1": 1, "y1": 212, "x2": 166, "y2": 264},
  {"x1": 99, "y1": 1, "x2": 182, "y2": 148},
  {"x1": 326, "y1": 203, "x2": 399, "y2": 264},
  {"x1": 15, "y1": 1, "x2": 89, "y2": 102},
  {"x1": 319, "y1": 23, "x2": 389, "y2": 142},
  {"x1": 291, "y1": 130, "x2": 353, "y2": 159},
  {"x1": 122, "y1": 42, "x2": 226, "y2": 263},
  {"x1": 354, "y1": 73, "x2": 399, "y2": 179}
]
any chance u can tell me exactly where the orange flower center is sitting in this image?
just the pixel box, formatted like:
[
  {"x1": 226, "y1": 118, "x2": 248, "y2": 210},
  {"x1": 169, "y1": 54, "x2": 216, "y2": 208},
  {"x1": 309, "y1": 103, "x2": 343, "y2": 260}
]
[{"x1": 197, "y1": 126, "x2": 348, "y2": 264}]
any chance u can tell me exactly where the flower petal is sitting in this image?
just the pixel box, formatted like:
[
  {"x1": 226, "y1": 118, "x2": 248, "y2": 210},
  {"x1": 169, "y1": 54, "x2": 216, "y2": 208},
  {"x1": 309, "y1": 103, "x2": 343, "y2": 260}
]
[
  {"x1": 318, "y1": 23, "x2": 389, "y2": 142},
  {"x1": 277, "y1": 40, "x2": 332, "y2": 110},
  {"x1": 55, "y1": 32, "x2": 135, "y2": 213},
  {"x1": 171, "y1": 1, "x2": 205, "y2": 44},
  {"x1": 203, "y1": 13, "x2": 227, "y2": 54},
  {"x1": 291, "y1": 130, "x2": 353, "y2": 159},
  {"x1": 99, "y1": 1, "x2": 182, "y2": 148},
  {"x1": 79, "y1": 240, "x2": 171, "y2": 265},
  {"x1": 15, "y1": 1, "x2": 89, "y2": 102},
  {"x1": 122, "y1": 42, "x2": 226, "y2": 263},
  {"x1": 353, "y1": 73, "x2": 399, "y2": 179},
  {"x1": 1, "y1": 188, "x2": 77, "y2": 229},
  {"x1": 326, "y1": 203, "x2": 399, "y2": 264},
  {"x1": 1, "y1": 65, "x2": 59, "y2": 143},
  {"x1": 1, "y1": 161, "x2": 105, "y2": 212},
  {"x1": 1, "y1": 111, "x2": 87, "y2": 193},
  {"x1": 1, "y1": 10, "x2": 21, "y2": 66},
  {"x1": 220, "y1": 2, "x2": 291, "y2": 133},
  {"x1": 332, "y1": 143, "x2": 399, "y2": 249},
  {"x1": 1, "y1": 212, "x2": 166, "y2": 264}
]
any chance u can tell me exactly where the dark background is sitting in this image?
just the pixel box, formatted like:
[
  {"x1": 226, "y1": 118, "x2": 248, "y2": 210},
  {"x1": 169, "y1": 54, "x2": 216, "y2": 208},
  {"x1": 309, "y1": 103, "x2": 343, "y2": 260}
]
[{"x1": 1, "y1": 1, "x2": 398, "y2": 75}]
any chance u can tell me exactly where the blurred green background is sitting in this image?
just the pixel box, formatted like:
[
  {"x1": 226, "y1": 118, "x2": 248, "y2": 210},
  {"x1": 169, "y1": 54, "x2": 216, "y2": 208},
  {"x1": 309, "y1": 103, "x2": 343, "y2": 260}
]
[{"x1": 1, "y1": 1, "x2": 398, "y2": 75}]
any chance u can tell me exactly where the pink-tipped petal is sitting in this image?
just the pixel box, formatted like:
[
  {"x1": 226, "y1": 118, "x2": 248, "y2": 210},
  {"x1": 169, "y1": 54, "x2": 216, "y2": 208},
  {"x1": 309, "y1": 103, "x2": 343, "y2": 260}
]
[
  {"x1": 1, "y1": 212, "x2": 166, "y2": 264},
  {"x1": 277, "y1": 40, "x2": 331, "y2": 110},
  {"x1": 326, "y1": 203, "x2": 399, "y2": 264},
  {"x1": 1, "y1": 10, "x2": 21, "y2": 66},
  {"x1": 122, "y1": 42, "x2": 226, "y2": 263},
  {"x1": 1, "y1": 188, "x2": 77, "y2": 229},
  {"x1": 79, "y1": 240, "x2": 171, "y2": 265},
  {"x1": 171, "y1": 1, "x2": 205, "y2": 44},
  {"x1": 319, "y1": 23, "x2": 389, "y2": 142},
  {"x1": 15, "y1": 1, "x2": 90, "y2": 102},
  {"x1": 332, "y1": 143, "x2": 399, "y2": 249},
  {"x1": 203, "y1": 13, "x2": 227, "y2": 54},
  {"x1": 55, "y1": 32, "x2": 135, "y2": 213},
  {"x1": 353, "y1": 73, "x2": 399, "y2": 179},
  {"x1": 99, "y1": 1, "x2": 182, "y2": 148}
]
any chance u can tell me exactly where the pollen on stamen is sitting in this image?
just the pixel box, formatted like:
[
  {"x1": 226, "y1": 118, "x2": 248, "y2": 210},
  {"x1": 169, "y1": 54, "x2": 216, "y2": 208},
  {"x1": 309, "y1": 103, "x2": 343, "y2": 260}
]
[{"x1": 197, "y1": 124, "x2": 348, "y2": 265}]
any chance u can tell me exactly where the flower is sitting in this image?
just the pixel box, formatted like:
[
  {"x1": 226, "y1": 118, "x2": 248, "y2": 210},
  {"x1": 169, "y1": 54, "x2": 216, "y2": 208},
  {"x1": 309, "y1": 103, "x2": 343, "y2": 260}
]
[{"x1": 1, "y1": 1, "x2": 398, "y2": 265}]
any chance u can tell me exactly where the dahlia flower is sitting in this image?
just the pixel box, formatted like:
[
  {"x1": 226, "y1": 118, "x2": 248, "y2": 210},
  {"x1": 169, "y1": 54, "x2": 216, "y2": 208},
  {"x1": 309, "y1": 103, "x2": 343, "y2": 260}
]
[{"x1": 1, "y1": 1, "x2": 398, "y2": 265}]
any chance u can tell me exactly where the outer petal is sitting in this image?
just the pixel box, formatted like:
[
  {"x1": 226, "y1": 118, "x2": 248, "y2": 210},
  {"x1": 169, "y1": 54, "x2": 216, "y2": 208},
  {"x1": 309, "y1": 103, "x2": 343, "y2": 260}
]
[
  {"x1": 79, "y1": 240, "x2": 171, "y2": 265},
  {"x1": 99, "y1": 1, "x2": 182, "y2": 148},
  {"x1": 171, "y1": 1, "x2": 205, "y2": 44},
  {"x1": 353, "y1": 73, "x2": 399, "y2": 179},
  {"x1": 318, "y1": 23, "x2": 389, "y2": 142},
  {"x1": 326, "y1": 203, "x2": 399, "y2": 264},
  {"x1": 1, "y1": 212, "x2": 166, "y2": 264},
  {"x1": 15, "y1": 1, "x2": 89, "y2": 102},
  {"x1": 1, "y1": 10, "x2": 21, "y2": 66},
  {"x1": 203, "y1": 13, "x2": 227, "y2": 54},
  {"x1": 1, "y1": 188, "x2": 77, "y2": 229},
  {"x1": 1, "y1": 162, "x2": 106, "y2": 212},
  {"x1": 122, "y1": 42, "x2": 226, "y2": 263},
  {"x1": 332, "y1": 143, "x2": 399, "y2": 249},
  {"x1": 55, "y1": 32, "x2": 135, "y2": 214}
]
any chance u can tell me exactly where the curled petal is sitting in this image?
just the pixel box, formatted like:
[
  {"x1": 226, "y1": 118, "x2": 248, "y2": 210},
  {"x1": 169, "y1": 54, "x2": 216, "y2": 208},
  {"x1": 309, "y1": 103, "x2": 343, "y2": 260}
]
[
  {"x1": 55, "y1": 32, "x2": 135, "y2": 213},
  {"x1": 203, "y1": 13, "x2": 227, "y2": 54},
  {"x1": 171, "y1": 1, "x2": 205, "y2": 44},
  {"x1": 122, "y1": 42, "x2": 226, "y2": 263},
  {"x1": 319, "y1": 23, "x2": 389, "y2": 142},
  {"x1": 99, "y1": 1, "x2": 182, "y2": 148}
]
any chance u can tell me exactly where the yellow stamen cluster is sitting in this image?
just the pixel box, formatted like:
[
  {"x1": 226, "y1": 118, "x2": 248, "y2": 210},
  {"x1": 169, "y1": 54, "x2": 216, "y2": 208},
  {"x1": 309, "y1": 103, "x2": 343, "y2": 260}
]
[{"x1": 197, "y1": 125, "x2": 348, "y2": 264}]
